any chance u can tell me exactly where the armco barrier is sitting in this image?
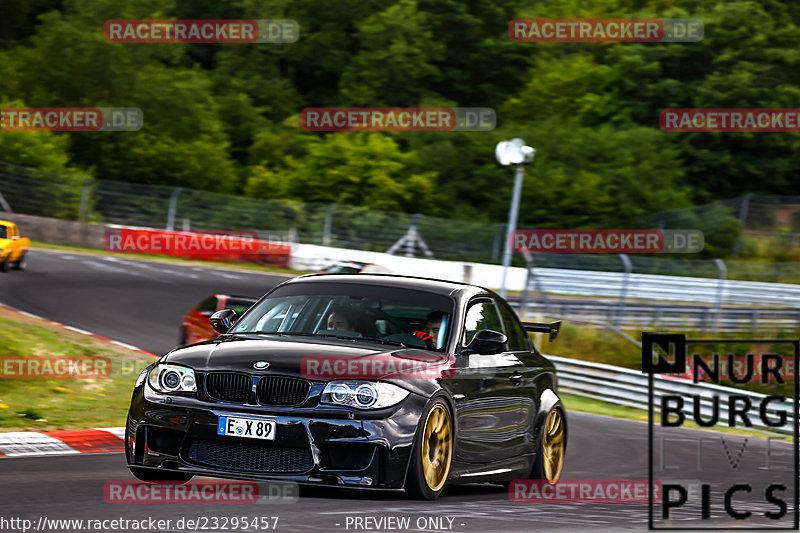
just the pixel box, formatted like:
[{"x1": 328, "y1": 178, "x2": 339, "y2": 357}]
[
  {"x1": 535, "y1": 268, "x2": 800, "y2": 307},
  {"x1": 0, "y1": 214, "x2": 291, "y2": 268},
  {"x1": 5, "y1": 212, "x2": 800, "y2": 308},
  {"x1": 517, "y1": 301, "x2": 800, "y2": 333},
  {"x1": 292, "y1": 243, "x2": 800, "y2": 307},
  {"x1": 550, "y1": 355, "x2": 793, "y2": 436},
  {"x1": 290, "y1": 243, "x2": 529, "y2": 290},
  {"x1": 0, "y1": 212, "x2": 108, "y2": 249}
]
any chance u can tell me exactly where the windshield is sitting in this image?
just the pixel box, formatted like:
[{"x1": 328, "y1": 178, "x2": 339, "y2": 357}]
[{"x1": 232, "y1": 283, "x2": 454, "y2": 351}]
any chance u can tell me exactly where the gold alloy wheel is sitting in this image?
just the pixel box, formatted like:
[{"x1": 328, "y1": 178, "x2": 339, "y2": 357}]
[
  {"x1": 542, "y1": 409, "x2": 565, "y2": 483},
  {"x1": 421, "y1": 404, "x2": 453, "y2": 492}
]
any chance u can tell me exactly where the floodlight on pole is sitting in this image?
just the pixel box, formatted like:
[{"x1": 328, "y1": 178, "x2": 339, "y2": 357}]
[{"x1": 495, "y1": 139, "x2": 535, "y2": 298}]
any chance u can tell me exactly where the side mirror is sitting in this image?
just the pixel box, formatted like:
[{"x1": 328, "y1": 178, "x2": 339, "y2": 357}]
[
  {"x1": 210, "y1": 309, "x2": 237, "y2": 334},
  {"x1": 464, "y1": 329, "x2": 508, "y2": 355}
]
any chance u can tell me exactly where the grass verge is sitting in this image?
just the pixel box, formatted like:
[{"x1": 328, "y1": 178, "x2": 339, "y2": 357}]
[{"x1": 0, "y1": 306, "x2": 155, "y2": 431}]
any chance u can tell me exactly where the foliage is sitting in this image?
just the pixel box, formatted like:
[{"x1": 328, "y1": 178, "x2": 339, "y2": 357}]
[{"x1": 1, "y1": 0, "x2": 798, "y2": 257}]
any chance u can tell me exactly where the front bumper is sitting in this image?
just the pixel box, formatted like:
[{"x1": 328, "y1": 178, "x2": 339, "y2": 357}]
[{"x1": 126, "y1": 384, "x2": 428, "y2": 490}]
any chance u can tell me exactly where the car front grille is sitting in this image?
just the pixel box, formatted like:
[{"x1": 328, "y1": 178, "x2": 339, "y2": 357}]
[
  {"x1": 256, "y1": 376, "x2": 310, "y2": 406},
  {"x1": 205, "y1": 372, "x2": 312, "y2": 406},
  {"x1": 187, "y1": 439, "x2": 314, "y2": 473},
  {"x1": 205, "y1": 372, "x2": 251, "y2": 403}
]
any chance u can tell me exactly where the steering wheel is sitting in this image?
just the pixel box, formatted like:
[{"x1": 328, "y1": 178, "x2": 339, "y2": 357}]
[{"x1": 383, "y1": 333, "x2": 430, "y2": 349}]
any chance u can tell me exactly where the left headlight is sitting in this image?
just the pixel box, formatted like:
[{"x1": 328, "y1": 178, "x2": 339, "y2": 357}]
[
  {"x1": 320, "y1": 381, "x2": 409, "y2": 409},
  {"x1": 147, "y1": 364, "x2": 196, "y2": 394}
]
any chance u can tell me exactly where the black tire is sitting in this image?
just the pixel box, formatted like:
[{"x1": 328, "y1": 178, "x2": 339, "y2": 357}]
[
  {"x1": 129, "y1": 467, "x2": 193, "y2": 482},
  {"x1": 531, "y1": 406, "x2": 567, "y2": 484},
  {"x1": 0, "y1": 257, "x2": 7, "y2": 272},
  {"x1": 406, "y1": 398, "x2": 454, "y2": 500},
  {"x1": 12, "y1": 252, "x2": 25, "y2": 270}
]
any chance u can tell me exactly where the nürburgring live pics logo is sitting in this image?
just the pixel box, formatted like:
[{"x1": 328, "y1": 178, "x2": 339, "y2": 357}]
[{"x1": 642, "y1": 333, "x2": 799, "y2": 530}]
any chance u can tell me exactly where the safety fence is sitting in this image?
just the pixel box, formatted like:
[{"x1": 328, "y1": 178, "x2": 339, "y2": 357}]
[
  {"x1": 519, "y1": 256, "x2": 800, "y2": 333},
  {"x1": 550, "y1": 355, "x2": 793, "y2": 436},
  {"x1": 3, "y1": 160, "x2": 800, "y2": 280},
  {"x1": 518, "y1": 302, "x2": 800, "y2": 334}
]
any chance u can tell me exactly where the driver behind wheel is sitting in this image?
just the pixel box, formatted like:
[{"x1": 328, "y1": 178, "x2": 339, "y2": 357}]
[
  {"x1": 411, "y1": 311, "x2": 443, "y2": 349},
  {"x1": 327, "y1": 309, "x2": 357, "y2": 332}
]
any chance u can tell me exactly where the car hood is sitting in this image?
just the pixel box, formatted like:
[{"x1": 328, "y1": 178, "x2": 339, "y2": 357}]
[{"x1": 162, "y1": 335, "x2": 452, "y2": 396}]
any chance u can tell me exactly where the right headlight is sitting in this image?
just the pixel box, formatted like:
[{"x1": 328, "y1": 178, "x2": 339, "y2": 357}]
[
  {"x1": 147, "y1": 364, "x2": 196, "y2": 394},
  {"x1": 320, "y1": 381, "x2": 409, "y2": 409}
]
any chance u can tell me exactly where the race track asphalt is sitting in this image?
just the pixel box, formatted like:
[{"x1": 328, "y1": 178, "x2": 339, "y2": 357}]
[
  {"x1": 0, "y1": 249, "x2": 289, "y2": 355},
  {"x1": 0, "y1": 250, "x2": 796, "y2": 532}
]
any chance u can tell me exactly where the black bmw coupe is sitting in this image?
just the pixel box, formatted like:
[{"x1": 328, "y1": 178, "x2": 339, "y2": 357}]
[{"x1": 125, "y1": 274, "x2": 567, "y2": 499}]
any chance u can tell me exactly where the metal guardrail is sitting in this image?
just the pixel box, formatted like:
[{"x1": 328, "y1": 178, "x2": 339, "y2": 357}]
[
  {"x1": 520, "y1": 255, "x2": 800, "y2": 333},
  {"x1": 5, "y1": 160, "x2": 800, "y2": 282},
  {"x1": 550, "y1": 355, "x2": 793, "y2": 435},
  {"x1": 533, "y1": 267, "x2": 800, "y2": 307},
  {"x1": 518, "y1": 302, "x2": 800, "y2": 333}
]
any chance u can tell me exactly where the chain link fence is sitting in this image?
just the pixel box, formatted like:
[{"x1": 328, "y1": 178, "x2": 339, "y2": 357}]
[
  {"x1": 0, "y1": 162, "x2": 504, "y2": 262},
  {"x1": 631, "y1": 193, "x2": 800, "y2": 258},
  {"x1": 1, "y1": 160, "x2": 799, "y2": 282}
]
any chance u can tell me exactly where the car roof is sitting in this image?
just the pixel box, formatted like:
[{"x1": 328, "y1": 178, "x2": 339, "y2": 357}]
[
  {"x1": 287, "y1": 273, "x2": 490, "y2": 298},
  {"x1": 215, "y1": 294, "x2": 258, "y2": 302},
  {"x1": 327, "y1": 261, "x2": 368, "y2": 267}
]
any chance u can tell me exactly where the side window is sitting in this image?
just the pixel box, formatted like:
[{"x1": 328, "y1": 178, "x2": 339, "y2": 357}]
[
  {"x1": 198, "y1": 297, "x2": 218, "y2": 314},
  {"x1": 496, "y1": 300, "x2": 529, "y2": 352},
  {"x1": 462, "y1": 300, "x2": 504, "y2": 346}
]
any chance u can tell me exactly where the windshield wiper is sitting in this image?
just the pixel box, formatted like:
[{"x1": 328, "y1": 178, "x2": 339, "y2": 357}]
[
  {"x1": 357, "y1": 336, "x2": 408, "y2": 348},
  {"x1": 230, "y1": 331, "x2": 317, "y2": 337}
]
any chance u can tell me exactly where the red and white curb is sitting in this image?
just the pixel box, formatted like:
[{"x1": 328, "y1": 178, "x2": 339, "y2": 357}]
[
  {"x1": 0, "y1": 428, "x2": 125, "y2": 457},
  {"x1": 0, "y1": 302, "x2": 155, "y2": 457}
]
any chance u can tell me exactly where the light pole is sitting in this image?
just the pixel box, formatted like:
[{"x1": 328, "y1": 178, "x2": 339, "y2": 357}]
[{"x1": 495, "y1": 139, "x2": 535, "y2": 298}]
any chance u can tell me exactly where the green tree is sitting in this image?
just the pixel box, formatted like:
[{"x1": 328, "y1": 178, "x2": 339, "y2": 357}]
[
  {"x1": 278, "y1": 132, "x2": 438, "y2": 212},
  {"x1": 339, "y1": 0, "x2": 445, "y2": 106}
]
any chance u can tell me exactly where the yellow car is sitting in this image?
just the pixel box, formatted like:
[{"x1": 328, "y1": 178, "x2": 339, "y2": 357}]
[{"x1": 0, "y1": 220, "x2": 30, "y2": 271}]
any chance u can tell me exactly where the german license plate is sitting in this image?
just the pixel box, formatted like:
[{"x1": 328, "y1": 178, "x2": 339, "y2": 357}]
[{"x1": 217, "y1": 416, "x2": 276, "y2": 440}]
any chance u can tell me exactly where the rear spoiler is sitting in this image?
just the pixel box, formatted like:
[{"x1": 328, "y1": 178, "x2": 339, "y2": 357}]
[{"x1": 522, "y1": 320, "x2": 561, "y2": 341}]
